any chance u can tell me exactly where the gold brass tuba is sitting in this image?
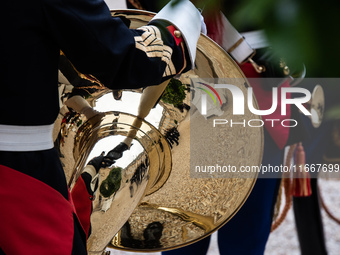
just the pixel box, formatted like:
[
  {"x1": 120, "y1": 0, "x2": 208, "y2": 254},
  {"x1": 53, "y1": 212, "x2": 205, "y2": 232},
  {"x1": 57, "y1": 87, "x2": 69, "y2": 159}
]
[{"x1": 55, "y1": 10, "x2": 263, "y2": 255}]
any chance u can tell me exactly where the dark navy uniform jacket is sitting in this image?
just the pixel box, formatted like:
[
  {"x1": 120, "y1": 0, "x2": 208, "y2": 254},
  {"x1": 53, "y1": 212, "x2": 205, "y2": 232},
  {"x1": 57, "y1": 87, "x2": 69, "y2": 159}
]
[
  {"x1": 1, "y1": 0, "x2": 188, "y2": 126},
  {"x1": 0, "y1": 1, "x2": 190, "y2": 254}
]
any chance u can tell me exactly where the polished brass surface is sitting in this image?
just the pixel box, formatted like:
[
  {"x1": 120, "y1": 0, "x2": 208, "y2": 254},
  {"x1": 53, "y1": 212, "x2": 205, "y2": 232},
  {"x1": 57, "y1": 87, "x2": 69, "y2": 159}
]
[
  {"x1": 107, "y1": 10, "x2": 262, "y2": 252},
  {"x1": 60, "y1": 110, "x2": 171, "y2": 253},
  {"x1": 55, "y1": 10, "x2": 263, "y2": 254}
]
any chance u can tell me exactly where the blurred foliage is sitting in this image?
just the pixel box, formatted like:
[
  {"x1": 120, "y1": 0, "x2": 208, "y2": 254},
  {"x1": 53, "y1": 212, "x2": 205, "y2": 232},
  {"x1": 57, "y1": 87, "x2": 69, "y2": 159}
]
[
  {"x1": 222, "y1": 0, "x2": 340, "y2": 118},
  {"x1": 175, "y1": 0, "x2": 340, "y2": 117},
  {"x1": 226, "y1": 0, "x2": 340, "y2": 77},
  {"x1": 158, "y1": 0, "x2": 340, "y2": 77},
  {"x1": 155, "y1": 0, "x2": 340, "y2": 117}
]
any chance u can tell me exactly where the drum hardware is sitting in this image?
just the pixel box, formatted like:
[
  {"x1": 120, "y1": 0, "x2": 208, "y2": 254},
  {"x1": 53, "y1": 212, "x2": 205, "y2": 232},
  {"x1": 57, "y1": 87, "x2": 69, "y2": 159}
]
[{"x1": 304, "y1": 85, "x2": 325, "y2": 128}]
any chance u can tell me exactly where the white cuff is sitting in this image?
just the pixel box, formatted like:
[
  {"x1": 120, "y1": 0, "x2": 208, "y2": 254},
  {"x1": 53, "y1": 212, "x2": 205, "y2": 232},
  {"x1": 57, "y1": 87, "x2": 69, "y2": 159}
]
[{"x1": 151, "y1": 0, "x2": 201, "y2": 68}]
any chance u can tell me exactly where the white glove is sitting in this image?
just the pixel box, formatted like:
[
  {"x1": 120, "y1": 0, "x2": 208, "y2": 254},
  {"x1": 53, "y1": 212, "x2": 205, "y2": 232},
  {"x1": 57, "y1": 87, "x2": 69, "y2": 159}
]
[
  {"x1": 151, "y1": 0, "x2": 201, "y2": 69},
  {"x1": 200, "y1": 13, "x2": 207, "y2": 35}
]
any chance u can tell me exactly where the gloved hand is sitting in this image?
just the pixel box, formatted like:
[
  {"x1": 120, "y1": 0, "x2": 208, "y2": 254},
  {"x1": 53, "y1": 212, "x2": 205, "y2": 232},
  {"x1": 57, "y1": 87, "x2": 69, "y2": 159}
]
[
  {"x1": 88, "y1": 151, "x2": 105, "y2": 172},
  {"x1": 81, "y1": 151, "x2": 105, "y2": 196},
  {"x1": 101, "y1": 142, "x2": 129, "y2": 167}
]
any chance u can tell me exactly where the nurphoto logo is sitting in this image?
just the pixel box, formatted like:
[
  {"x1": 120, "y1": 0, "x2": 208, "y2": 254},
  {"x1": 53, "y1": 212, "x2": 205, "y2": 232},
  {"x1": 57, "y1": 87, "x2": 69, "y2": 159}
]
[
  {"x1": 198, "y1": 82, "x2": 311, "y2": 116},
  {"x1": 194, "y1": 81, "x2": 312, "y2": 128}
]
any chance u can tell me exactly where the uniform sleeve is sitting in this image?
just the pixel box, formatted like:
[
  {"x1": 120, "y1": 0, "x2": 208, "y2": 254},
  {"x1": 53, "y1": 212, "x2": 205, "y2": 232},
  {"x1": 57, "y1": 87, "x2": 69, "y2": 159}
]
[{"x1": 42, "y1": 0, "x2": 189, "y2": 89}]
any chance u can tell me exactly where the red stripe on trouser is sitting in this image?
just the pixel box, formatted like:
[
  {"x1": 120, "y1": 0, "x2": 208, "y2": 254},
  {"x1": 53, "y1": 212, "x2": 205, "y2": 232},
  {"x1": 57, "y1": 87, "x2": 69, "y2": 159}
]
[
  {"x1": 0, "y1": 165, "x2": 74, "y2": 255},
  {"x1": 71, "y1": 176, "x2": 93, "y2": 239}
]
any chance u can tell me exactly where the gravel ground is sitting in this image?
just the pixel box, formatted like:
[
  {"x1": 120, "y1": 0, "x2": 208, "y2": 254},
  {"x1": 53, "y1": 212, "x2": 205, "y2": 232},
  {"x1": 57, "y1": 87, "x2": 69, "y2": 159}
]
[
  {"x1": 107, "y1": 178, "x2": 340, "y2": 255},
  {"x1": 265, "y1": 178, "x2": 340, "y2": 255}
]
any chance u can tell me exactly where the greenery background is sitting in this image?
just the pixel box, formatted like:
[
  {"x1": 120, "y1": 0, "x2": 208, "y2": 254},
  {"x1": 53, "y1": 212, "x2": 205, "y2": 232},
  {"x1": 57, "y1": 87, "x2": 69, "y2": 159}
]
[{"x1": 155, "y1": 0, "x2": 340, "y2": 119}]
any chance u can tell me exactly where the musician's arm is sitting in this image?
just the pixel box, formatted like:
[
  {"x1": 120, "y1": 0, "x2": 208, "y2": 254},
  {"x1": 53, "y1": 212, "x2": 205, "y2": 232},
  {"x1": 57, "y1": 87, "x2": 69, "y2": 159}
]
[{"x1": 42, "y1": 0, "x2": 200, "y2": 89}]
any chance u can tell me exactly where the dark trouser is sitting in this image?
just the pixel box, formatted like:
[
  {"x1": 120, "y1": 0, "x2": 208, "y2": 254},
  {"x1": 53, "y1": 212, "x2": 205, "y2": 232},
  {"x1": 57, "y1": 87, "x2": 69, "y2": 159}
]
[
  {"x1": 293, "y1": 179, "x2": 327, "y2": 255},
  {"x1": 292, "y1": 115, "x2": 331, "y2": 255},
  {"x1": 0, "y1": 149, "x2": 87, "y2": 255}
]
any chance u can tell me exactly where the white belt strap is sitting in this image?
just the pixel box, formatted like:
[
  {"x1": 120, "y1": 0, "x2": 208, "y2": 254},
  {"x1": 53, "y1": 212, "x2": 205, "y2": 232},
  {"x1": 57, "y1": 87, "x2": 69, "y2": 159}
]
[
  {"x1": 0, "y1": 124, "x2": 54, "y2": 151},
  {"x1": 241, "y1": 30, "x2": 268, "y2": 50},
  {"x1": 218, "y1": 12, "x2": 268, "y2": 71},
  {"x1": 219, "y1": 12, "x2": 254, "y2": 64}
]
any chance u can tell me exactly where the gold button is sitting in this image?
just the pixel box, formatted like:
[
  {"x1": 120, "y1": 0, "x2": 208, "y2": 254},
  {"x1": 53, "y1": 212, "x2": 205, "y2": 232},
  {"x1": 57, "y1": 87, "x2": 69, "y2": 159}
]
[
  {"x1": 283, "y1": 66, "x2": 290, "y2": 76},
  {"x1": 174, "y1": 30, "x2": 181, "y2": 38}
]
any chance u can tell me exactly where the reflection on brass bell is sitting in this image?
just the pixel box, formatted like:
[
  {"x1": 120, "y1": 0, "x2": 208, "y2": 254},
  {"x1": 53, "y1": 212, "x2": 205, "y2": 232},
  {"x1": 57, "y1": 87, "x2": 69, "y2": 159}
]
[{"x1": 56, "y1": 9, "x2": 264, "y2": 255}]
